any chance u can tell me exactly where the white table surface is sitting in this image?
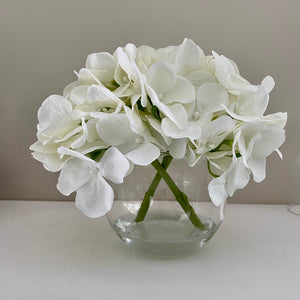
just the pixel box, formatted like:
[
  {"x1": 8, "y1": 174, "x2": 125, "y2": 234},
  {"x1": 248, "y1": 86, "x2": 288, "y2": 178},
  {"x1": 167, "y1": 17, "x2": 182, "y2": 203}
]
[{"x1": 0, "y1": 200, "x2": 299, "y2": 300}]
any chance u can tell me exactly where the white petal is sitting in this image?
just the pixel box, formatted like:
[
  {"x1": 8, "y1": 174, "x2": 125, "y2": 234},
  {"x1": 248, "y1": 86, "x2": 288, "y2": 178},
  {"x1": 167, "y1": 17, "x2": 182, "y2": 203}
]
[
  {"x1": 86, "y1": 119, "x2": 101, "y2": 143},
  {"x1": 184, "y1": 101, "x2": 196, "y2": 118},
  {"x1": 139, "y1": 74, "x2": 148, "y2": 108},
  {"x1": 161, "y1": 118, "x2": 202, "y2": 139},
  {"x1": 76, "y1": 176, "x2": 114, "y2": 218},
  {"x1": 124, "y1": 106, "x2": 145, "y2": 134},
  {"x1": 226, "y1": 160, "x2": 250, "y2": 196},
  {"x1": 248, "y1": 157, "x2": 266, "y2": 182},
  {"x1": 76, "y1": 141, "x2": 107, "y2": 155},
  {"x1": 53, "y1": 126, "x2": 82, "y2": 144},
  {"x1": 169, "y1": 139, "x2": 187, "y2": 159},
  {"x1": 126, "y1": 143, "x2": 160, "y2": 166},
  {"x1": 130, "y1": 94, "x2": 140, "y2": 107},
  {"x1": 221, "y1": 104, "x2": 258, "y2": 122},
  {"x1": 208, "y1": 156, "x2": 232, "y2": 173},
  {"x1": 202, "y1": 115, "x2": 236, "y2": 144},
  {"x1": 70, "y1": 119, "x2": 88, "y2": 149},
  {"x1": 87, "y1": 84, "x2": 109, "y2": 103},
  {"x1": 176, "y1": 38, "x2": 205, "y2": 74},
  {"x1": 125, "y1": 43, "x2": 137, "y2": 61},
  {"x1": 77, "y1": 68, "x2": 101, "y2": 84},
  {"x1": 261, "y1": 76, "x2": 275, "y2": 93},
  {"x1": 87, "y1": 84, "x2": 122, "y2": 106},
  {"x1": 253, "y1": 125, "x2": 286, "y2": 157},
  {"x1": 197, "y1": 83, "x2": 229, "y2": 114},
  {"x1": 236, "y1": 86, "x2": 269, "y2": 118},
  {"x1": 57, "y1": 146, "x2": 96, "y2": 166},
  {"x1": 57, "y1": 158, "x2": 92, "y2": 196},
  {"x1": 234, "y1": 132, "x2": 247, "y2": 166},
  {"x1": 236, "y1": 126, "x2": 261, "y2": 164},
  {"x1": 261, "y1": 112, "x2": 287, "y2": 128},
  {"x1": 116, "y1": 47, "x2": 135, "y2": 78},
  {"x1": 146, "y1": 85, "x2": 188, "y2": 129},
  {"x1": 86, "y1": 52, "x2": 116, "y2": 70},
  {"x1": 30, "y1": 141, "x2": 55, "y2": 153},
  {"x1": 96, "y1": 113, "x2": 137, "y2": 146},
  {"x1": 136, "y1": 45, "x2": 158, "y2": 70},
  {"x1": 146, "y1": 116, "x2": 172, "y2": 145},
  {"x1": 63, "y1": 81, "x2": 81, "y2": 98},
  {"x1": 86, "y1": 52, "x2": 116, "y2": 82},
  {"x1": 212, "y1": 51, "x2": 255, "y2": 93},
  {"x1": 31, "y1": 151, "x2": 67, "y2": 172},
  {"x1": 146, "y1": 61, "x2": 177, "y2": 95},
  {"x1": 185, "y1": 70, "x2": 216, "y2": 87},
  {"x1": 208, "y1": 174, "x2": 227, "y2": 206},
  {"x1": 145, "y1": 83, "x2": 160, "y2": 106},
  {"x1": 206, "y1": 151, "x2": 232, "y2": 160},
  {"x1": 186, "y1": 145, "x2": 197, "y2": 167},
  {"x1": 164, "y1": 103, "x2": 188, "y2": 129},
  {"x1": 162, "y1": 76, "x2": 195, "y2": 104},
  {"x1": 70, "y1": 85, "x2": 89, "y2": 105},
  {"x1": 98, "y1": 147, "x2": 129, "y2": 184},
  {"x1": 37, "y1": 95, "x2": 73, "y2": 129},
  {"x1": 70, "y1": 109, "x2": 90, "y2": 120}
]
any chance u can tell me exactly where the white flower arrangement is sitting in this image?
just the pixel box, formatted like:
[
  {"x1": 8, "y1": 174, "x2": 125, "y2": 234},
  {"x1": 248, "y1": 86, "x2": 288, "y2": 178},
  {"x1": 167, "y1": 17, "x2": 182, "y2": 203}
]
[{"x1": 30, "y1": 38, "x2": 287, "y2": 226}]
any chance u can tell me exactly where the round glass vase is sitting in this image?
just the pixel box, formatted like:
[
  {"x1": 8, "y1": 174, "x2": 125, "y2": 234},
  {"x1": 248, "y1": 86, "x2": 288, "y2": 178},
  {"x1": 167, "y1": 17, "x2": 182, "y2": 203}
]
[{"x1": 107, "y1": 156, "x2": 223, "y2": 257}]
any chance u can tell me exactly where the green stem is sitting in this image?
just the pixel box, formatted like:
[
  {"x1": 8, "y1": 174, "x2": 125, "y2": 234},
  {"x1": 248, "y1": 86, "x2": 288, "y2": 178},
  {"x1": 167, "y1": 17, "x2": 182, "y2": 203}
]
[
  {"x1": 135, "y1": 155, "x2": 173, "y2": 223},
  {"x1": 151, "y1": 159, "x2": 208, "y2": 230}
]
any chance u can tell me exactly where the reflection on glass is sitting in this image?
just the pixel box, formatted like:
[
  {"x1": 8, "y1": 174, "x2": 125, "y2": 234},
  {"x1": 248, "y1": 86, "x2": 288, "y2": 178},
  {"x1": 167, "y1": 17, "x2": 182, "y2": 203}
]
[
  {"x1": 287, "y1": 112, "x2": 300, "y2": 216},
  {"x1": 287, "y1": 155, "x2": 300, "y2": 216}
]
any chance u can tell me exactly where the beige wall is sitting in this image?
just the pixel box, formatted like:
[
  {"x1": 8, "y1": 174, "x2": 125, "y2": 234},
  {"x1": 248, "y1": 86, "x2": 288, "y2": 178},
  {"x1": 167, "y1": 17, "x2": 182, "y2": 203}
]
[{"x1": 0, "y1": 0, "x2": 299, "y2": 203}]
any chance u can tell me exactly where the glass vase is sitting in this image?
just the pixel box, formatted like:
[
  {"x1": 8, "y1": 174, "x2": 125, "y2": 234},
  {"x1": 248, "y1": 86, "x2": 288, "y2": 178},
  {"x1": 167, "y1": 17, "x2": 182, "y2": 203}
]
[{"x1": 107, "y1": 156, "x2": 223, "y2": 257}]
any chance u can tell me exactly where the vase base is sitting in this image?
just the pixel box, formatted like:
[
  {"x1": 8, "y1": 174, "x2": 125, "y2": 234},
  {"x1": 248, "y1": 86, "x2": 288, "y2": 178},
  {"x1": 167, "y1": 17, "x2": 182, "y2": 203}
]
[{"x1": 110, "y1": 213, "x2": 217, "y2": 257}]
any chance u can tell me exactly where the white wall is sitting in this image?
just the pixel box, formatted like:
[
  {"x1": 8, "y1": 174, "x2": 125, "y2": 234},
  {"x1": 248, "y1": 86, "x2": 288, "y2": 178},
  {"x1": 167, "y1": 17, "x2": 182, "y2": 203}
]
[{"x1": 0, "y1": 0, "x2": 299, "y2": 203}]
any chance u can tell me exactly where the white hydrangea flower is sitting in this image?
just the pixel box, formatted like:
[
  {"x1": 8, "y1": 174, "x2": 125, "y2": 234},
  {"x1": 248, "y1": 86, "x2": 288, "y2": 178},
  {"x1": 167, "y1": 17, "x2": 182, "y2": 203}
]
[
  {"x1": 233, "y1": 117, "x2": 286, "y2": 182},
  {"x1": 30, "y1": 95, "x2": 89, "y2": 171},
  {"x1": 145, "y1": 61, "x2": 195, "y2": 129},
  {"x1": 221, "y1": 77, "x2": 275, "y2": 122},
  {"x1": 95, "y1": 112, "x2": 160, "y2": 166},
  {"x1": 113, "y1": 43, "x2": 148, "y2": 107},
  {"x1": 207, "y1": 113, "x2": 287, "y2": 212},
  {"x1": 212, "y1": 51, "x2": 257, "y2": 94},
  {"x1": 30, "y1": 38, "x2": 287, "y2": 220},
  {"x1": 63, "y1": 52, "x2": 117, "y2": 103},
  {"x1": 57, "y1": 147, "x2": 129, "y2": 218},
  {"x1": 186, "y1": 115, "x2": 236, "y2": 167},
  {"x1": 157, "y1": 38, "x2": 205, "y2": 75},
  {"x1": 208, "y1": 157, "x2": 251, "y2": 219}
]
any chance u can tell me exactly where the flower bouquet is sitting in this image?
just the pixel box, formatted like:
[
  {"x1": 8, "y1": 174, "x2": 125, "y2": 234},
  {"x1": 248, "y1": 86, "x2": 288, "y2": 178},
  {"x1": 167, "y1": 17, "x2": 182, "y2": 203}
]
[{"x1": 30, "y1": 39, "x2": 287, "y2": 255}]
